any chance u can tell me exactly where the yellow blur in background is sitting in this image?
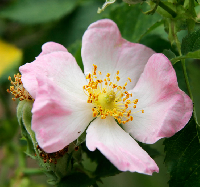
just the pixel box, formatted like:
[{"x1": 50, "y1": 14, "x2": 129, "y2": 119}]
[{"x1": 0, "y1": 39, "x2": 22, "y2": 76}]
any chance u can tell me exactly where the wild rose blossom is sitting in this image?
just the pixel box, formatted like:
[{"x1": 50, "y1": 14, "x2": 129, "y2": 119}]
[{"x1": 19, "y1": 19, "x2": 193, "y2": 175}]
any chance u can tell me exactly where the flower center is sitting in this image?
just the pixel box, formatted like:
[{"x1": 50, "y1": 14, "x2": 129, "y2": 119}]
[
  {"x1": 83, "y1": 65, "x2": 144, "y2": 124},
  {"x1": 97, "y1": 90, "x2": 116, "y2": 110}
]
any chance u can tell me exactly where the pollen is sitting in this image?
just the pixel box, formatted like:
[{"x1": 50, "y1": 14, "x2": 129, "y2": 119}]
[
  {"x1": 7, "y1": 73, "x2": 34, "y2": 101},
  {"x1": 83, "y1": 65, "x2": 144, "y2": 124}
]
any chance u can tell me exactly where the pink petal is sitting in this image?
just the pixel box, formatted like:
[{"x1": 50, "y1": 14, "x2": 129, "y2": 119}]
[
  {"x1": 38, "y1": 42, "x2": 68, "y2": 56},
  {"x1": 32, "y1": 75, "x2": 94, "y2": 153},
  {"x1": 86, "y1": 116, "x2": 159, "y2": 174},
  {"x1": 82, "y1": 19, "x2": 155, "y2": 90},
  {"x1": 20, "y1": 50, "x2": 86, "y2": 99},
  {"x1": 124, "y1": 53, "x2": 193, "y2": 144}
]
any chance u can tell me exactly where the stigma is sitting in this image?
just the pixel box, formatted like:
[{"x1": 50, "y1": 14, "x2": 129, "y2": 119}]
[{"x1": 83, "y1": 65, "x2": 144, "y2": 124}]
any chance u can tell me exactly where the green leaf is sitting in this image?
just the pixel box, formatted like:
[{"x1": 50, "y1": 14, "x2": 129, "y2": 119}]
[
  {"x1": 181, "y1": 29, "x2": 200, "y2": 55},
  {"x1": 46, "y1": 0, "x2": 103, "y2": 47},
  {"x1": 57, "y1": 173, "x2": 97, "y2": 187},
  {"x1": 163, "y1": 49, "x2": 176, "y2": 60},
  {"x1": 171, "y1": 50, "x2": 200, "y2": 64},
  {"x1": 68, "y1": 41, "x2": 83, "y2": 72},
  {"x1": 137, "y1": 142, "x2": 160, "y2": 159},
  {"x1": 140, "y1": 34, "x2": 172, "y2": 53},
  {"x1": 185, "y1": 0, "x2": 196, "y2": 33},
  {"x1": 0, "y1": 0, "x2": 78, "y2": 24},
  {"x1": 76, "y1": 130, "x2": 86, "y2": 146},
  {"x1": 170, "y1": 29, "x2": 200, "y2": 64},
  {"x1": 82, "y1": 143, "x2": 121, "y2": 178},
  {"x1": 137, "y1": 19, "x2": 164, "y2": 42},
  {"x1": 164, "y1": 116, "x2": 200, "y2": 186},
  {"x1": 109, "y1": 3, "x2": 162, "y2": 42}
]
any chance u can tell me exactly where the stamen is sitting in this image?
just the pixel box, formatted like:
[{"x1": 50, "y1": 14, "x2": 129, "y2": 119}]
[
  {"x1": 7, "y1": 73, "x2": 34, "y2": 101},
  {"x1": 83, "y1": 65, "x2": 144, "y2": 125}
]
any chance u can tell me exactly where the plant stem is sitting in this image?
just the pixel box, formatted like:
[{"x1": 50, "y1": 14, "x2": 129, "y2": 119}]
[
  {"x1": 152, "y1": 0, "x2": 177, "y2": 18},
  {"x1": 21, "y1": 168, "x2": 44, "y2": 176}
]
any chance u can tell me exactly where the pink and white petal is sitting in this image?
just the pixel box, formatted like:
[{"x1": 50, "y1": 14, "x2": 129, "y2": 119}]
[
  {"x1": 20, "y1": 51, "x2": 87, "y2": 99},
  {"x1": 123, "y1": 53, "x2": 193, "y2": 144},
  {"x1": 38, "y1": 42, "x2": 68, "y2": 57},
  {"x1": 82, "y1": 19, "x2": 155, "y2": 90},
  {"x1": 86, "y1": 116, "x2": 159, "y2": 174},
  {"x1": 32, "y1": 75, "x2": 94, "y2": 153}
]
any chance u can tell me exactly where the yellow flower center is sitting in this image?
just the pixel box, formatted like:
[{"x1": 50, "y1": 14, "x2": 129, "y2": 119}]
[{"x1": 83, "y1": 65, "x2": 144, "y2": 124}]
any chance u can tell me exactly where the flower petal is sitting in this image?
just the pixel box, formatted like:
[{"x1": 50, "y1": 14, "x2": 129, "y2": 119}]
[
  {"x1": 124, "y1": 53, "x2": 193, "y2": 144},
  {"x1": 38, "y1": 42, "x2": 68, "y2": 56},
  {"x1": 82, "y1": 19, "x2": 155, "y2": 90},
  {"x1": 20, "y1": 50, "x2": 86, "y2": 99},
  {"x1": 32, "y1": 75, "x2": 94, "y2": 153},
  {"x1": 86, "y1": 116, "x2": 159, "y2": 174}
]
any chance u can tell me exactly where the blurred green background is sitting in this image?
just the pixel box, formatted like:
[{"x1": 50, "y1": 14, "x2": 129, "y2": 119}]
[{"x1": 0, "y1": 0, "x2": 199, "y2": 186}]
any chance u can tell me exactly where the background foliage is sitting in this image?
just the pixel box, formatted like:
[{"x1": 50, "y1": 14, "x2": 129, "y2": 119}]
[{"x1": 0, "y1": 0, "x2": 200, "y2": 187}]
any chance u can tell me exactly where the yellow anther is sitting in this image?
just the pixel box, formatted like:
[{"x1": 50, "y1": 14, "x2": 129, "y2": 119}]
[
  {"x1": 8, "y1": 73, "x2": 33, "y2": 101},
  {"x1": 142, "y1": 110, "x2": 144, "y2": 113},
  {"x1": 112, "y1": 84, "x2": 117, "y2": 88},
  {"x1": 106, "y1": 73, "x2": 110, "y2": 77},
  {"x1": 93, "y1": 64, "x2": 97, "y2": 69},
  {"x1": 93, "y1": 111, "x2": 98, "y2": 117},
  {"x1": 116, "y1": 76, "x2": 120, "y2": 81},
  {"x1": 82, "y1": 65, "x2": 144, "y2": 125},
  {"x1": 133, "y1": 99, "x2": 138, "y2": 104},
  {"x1": 117, "y1": 86, "x2": 122, "y2": 90},
  {"x1": 119, "y1": 112, "x2": 123, "y2": 117},
  {"x1": 86, "y1": 74, "x2": 91, "y2": 79},
  {"x1": 117, "y1": 70, "x2": 119, "y2": 75},
  {"x1": 10, "y1": 86, "x2": 14, "y2": 91},
  {"x1": 126, "y1": 100, "x2": 131, "y2": 104}
]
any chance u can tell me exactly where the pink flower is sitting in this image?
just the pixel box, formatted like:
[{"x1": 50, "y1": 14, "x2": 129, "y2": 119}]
[{"x1": 19, "y1": 19, "x2": 193, "y2": 175}]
